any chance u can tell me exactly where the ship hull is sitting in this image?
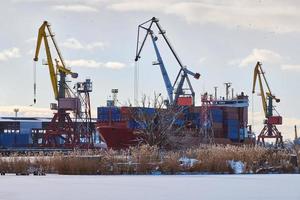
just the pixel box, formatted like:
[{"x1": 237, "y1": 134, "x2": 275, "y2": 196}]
[{"x1": 96, "y1": 122, "x2": 138, "y2": 149}]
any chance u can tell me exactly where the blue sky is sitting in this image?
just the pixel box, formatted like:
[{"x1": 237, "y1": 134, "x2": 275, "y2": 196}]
[{"x1": 0, "y1": 0, "x2": 299, "y2": 139}]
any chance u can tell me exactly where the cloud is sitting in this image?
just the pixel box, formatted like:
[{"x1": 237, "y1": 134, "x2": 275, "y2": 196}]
[
  {"x1": 62, "y1": 38, "x2": 105, "y2": 50},
  {"x1": 108, "y1": 1, "x2": 168, "y2": 12},
  {"x1": 15, "y1": 1, "x2": 300, "y2": 33},
  {"x1": 0, "y1": 47, "x2": 21, "y2": 61},
  {"x1": 281, "y1": 64, "x2": 300, "y2": 72},
  {"x1": 103, "y1": 62, "x2": 126, "y2": 69},
  {"x1": 53, "y1": 4, "x2": 98, "y2": 12},
  {"x1": 0, "y1": 105, "x2": 52, "y2": 118},
  {"x1": 66, "y1": 59, "x2": 101, "y2": 68},
  {"x1": 230, "y1": 48, "x2": 300, "y2": 72},
  {"x1": 108, "y1": 1, "x2": 300, "y2": 33},
  {"x1": 66, "y1": 59, "x2": 126, "y2": 69},
  {"x1": 237, "y1": 49, "x2": 282, "y2": 67}
]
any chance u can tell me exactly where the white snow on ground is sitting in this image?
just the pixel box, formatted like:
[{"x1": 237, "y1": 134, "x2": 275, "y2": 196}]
[
  {"x1": 228, "y1": 160, "x2": 245, "y2": 174},
  {"x1": 0, "y1": 175, "x2": 299, "y2": 200}
]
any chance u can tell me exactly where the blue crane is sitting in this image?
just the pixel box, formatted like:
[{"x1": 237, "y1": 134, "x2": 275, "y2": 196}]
[{"x1": 135, "y1": 17, "x2": 200, "y2": 106}]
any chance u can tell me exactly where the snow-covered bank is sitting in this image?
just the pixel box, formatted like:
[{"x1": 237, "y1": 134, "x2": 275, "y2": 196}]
[{"x1": 0, "y1": 174, "x2": 299, "y2": 200}]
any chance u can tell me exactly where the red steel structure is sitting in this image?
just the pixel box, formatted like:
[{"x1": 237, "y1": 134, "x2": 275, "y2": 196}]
[{"x1": 200, "y1": 93, "x2": 214, "y2": 143}]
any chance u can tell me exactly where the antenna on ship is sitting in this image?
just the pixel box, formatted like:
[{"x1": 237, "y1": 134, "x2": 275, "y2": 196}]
[
  {"x1": 224, "y1": 82, "x2": 232, "y2": 100},
  {"x1": 112, "y1": 89, "x2": 119, "y2": 106},
  {"x1": 214, "y1": 86, "x2": 218, "y2": 100}
]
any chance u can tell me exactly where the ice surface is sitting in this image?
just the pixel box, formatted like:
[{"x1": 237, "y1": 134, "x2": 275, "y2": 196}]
[{"x1": 0, "y1": 174, "x2": 299, "y2": 200}]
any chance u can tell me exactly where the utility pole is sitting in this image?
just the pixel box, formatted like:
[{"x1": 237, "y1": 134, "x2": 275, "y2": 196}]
[
  {"x1": 295, "y1": 125, "x2": 298, "y2": 140},
  {"x1": 14, "y1": 108, "x2": 19, "y2": 118},
  {"x1": 224, "y1": 82, "x2": 232, "y2": 100}
]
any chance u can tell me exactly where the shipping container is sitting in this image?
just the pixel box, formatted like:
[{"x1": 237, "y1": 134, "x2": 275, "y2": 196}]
[
  {"x1": 191, "y1": 106, "x2": 201, "y2": 113},
  {"x1": 120, "y1": 107, "x2": 131, "y2": 115},
  {"x1": 214, "y1": 130, "x2": 225, "y2": 138},
  {"x1": 213, "y1": 122, "x2": 223, "y2": 130},
  {"x1": 97, "y1": 107, "x2": 121, "y2": 121},
  {"x1": 111, "y1": 113, "x2": 121, "y2": 121},
  {"x1": 211, "y1": 108, "x2": 223, "y2": 123},
  {"x1": 136, "y1": 107, "x2": 155, "y2": 115},
  {"x1": 226, "y1": 119, "x2": 239, "y2": 140},
  {"x1": 241, "y1": 107, "x2": 248, "y2": 124},
  {"x1": 128, "y1": 120, "x2": 147, "y2": 129},
  {"x1": 223, "y1": 107, "x2": 239, "y2": 120}
]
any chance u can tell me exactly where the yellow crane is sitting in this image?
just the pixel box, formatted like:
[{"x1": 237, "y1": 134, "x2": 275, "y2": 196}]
[
  {"x1": 33, "y1": 21, "x2": 78, "y2": 102},
  {"x1": 252, "y1": 61, "x2": 283, "y2": 146},
  {"x1": 33, "y1": 21, "x2": 83, "y2": 148}
]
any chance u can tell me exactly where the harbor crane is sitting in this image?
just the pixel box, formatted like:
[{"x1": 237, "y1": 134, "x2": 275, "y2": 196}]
[
  {"x1": 135, "y1": 17, "x2": 200, "y2": 106},
  {"x1": 252, "y1": 61, "x2": 283, "y2": 146},
  {"x1": 33, "y1": 21, "x2": 94, "y2": 148}
]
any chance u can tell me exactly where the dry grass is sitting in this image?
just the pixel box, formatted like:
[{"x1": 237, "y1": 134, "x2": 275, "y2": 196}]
[{"x1": 0, "y1": 145, "x2": 297, "y2": 175}]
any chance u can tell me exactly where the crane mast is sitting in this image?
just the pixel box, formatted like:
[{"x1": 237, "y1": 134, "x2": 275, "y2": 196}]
[
  {"x1": 252, "y1": 61, "x2": 283, "y2": 147},
  {"x1": 135, "y1": 17, "x2": 200, "y2": 106}
]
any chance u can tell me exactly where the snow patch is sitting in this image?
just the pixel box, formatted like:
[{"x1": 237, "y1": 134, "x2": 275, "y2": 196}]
[
  {"x1": 179, "y1": 157, "x2": 198, "y2": 167},
  {"x1": 228, "y1": 160, "x2": 245, "y2": 174}
]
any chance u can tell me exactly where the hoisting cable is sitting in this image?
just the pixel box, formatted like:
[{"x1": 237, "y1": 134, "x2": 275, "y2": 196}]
[
  {"x1": 32, "y1": 61, "x2": 37, "y2": 105},
  {"x1": 134, "y1": 60, "x2": 139, "y2": 106},
  {"x1": 251, "y1": 92, "x2": 254, "y2": 131}
]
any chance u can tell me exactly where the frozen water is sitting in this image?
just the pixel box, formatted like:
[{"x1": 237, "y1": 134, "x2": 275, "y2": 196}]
[{"x1": 0, "y1": 174, "x2": 299, "y2": 200}]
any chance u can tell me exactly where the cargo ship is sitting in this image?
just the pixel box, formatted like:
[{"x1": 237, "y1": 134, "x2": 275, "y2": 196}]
[{"x1": 96, "y1": 92, "x2": 255, "y2": 149}]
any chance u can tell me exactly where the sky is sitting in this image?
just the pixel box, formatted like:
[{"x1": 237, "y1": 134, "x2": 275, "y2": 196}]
[{"x1": 0, "y1": 0, "x2": 299, "y2": 139}]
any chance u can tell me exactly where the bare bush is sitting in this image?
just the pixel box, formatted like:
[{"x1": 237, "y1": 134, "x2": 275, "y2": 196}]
[
  {"x1": 131, "y1": 94, "x2": 186, "y2": 148},
  {"x1": 0, "y1": 145, "x2": 296, "y2": 175}
]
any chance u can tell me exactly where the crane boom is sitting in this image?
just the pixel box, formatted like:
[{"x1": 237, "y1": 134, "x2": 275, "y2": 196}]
[
  {"x1": 33, "y1": 21, "x2": 77, "y2": 100},
  {"x1": 34, "y1": 21, "x2": 58, "y2": 100},
  {"x1": 252, "y1": 62, "x2": 268, "y2": 117},
  {"x1": 252, "y1": 62, "x2": 280, "y2": 118},
  {"x1": 150, "y1": 33, "x2": 173, "y2": 103}
]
